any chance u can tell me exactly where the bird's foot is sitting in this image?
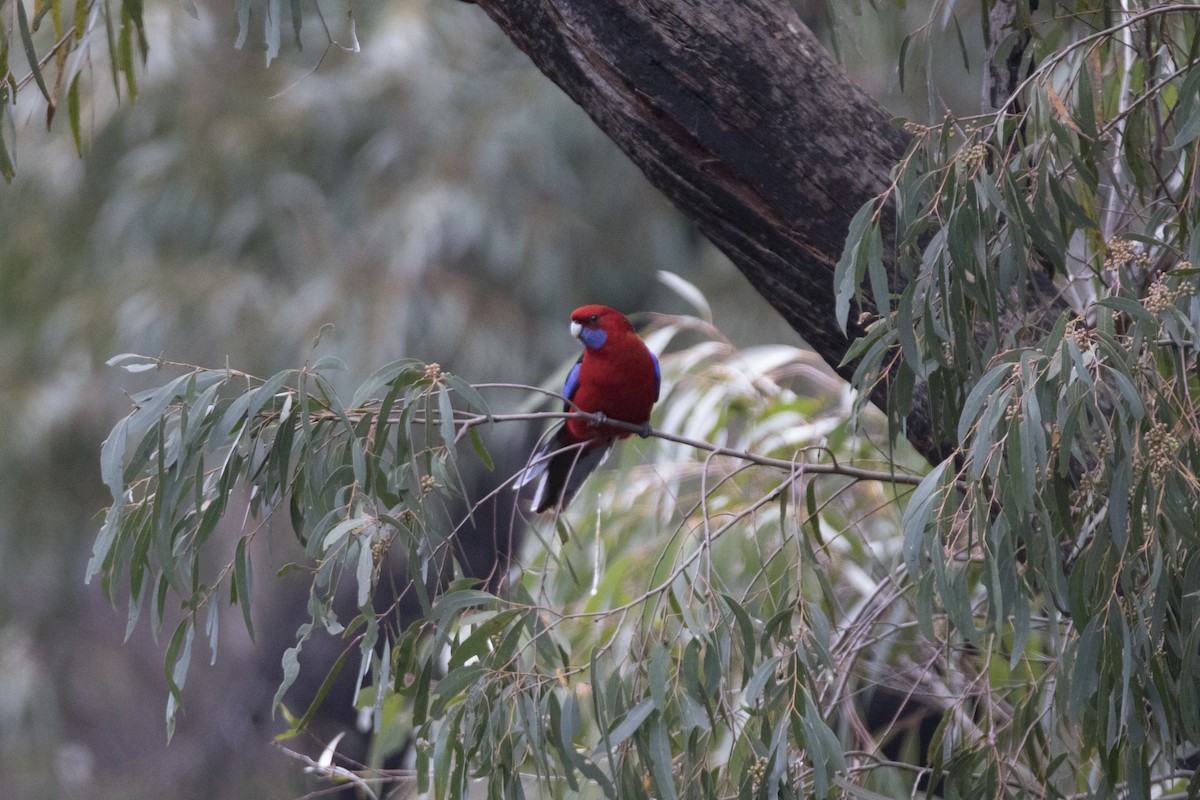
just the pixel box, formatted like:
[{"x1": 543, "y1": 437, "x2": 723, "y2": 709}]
[
  {"x1": 637, "y1": 422, "x2": 653, "y2": 438},
  {"x1": 588, "y1": 411, "x2": 609, "y2": 427}
]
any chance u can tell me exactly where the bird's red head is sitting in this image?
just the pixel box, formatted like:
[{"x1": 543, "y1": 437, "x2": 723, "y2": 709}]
[
  {"x1": 570, "y1": 305, "x2": 634, "y2": 331},
  {"x1": 570, "y1": 305, "x2": 634, "y2": 350}
]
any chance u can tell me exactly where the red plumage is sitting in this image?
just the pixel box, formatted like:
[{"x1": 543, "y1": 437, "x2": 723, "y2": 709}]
[{"x1": 517, "y1": 305, "x2": 661, "y2": 513}]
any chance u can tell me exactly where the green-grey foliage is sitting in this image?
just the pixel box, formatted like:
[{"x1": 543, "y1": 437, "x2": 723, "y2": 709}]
[
  {"x1": 0, "y1": 0, "x2": 327, "y2": 181},
  {"x1": 839, "y1": 2, "x2": 1200, "y2": 795},
  {"x1": 92, "y1": 310, "x2": 928, "y2": 797},
  {"x1": 1, "y1": 0, "x2": 149, "y2": 180},
  {"x1": 90, "y1": 353, "x2": 486, "y2": 739}
]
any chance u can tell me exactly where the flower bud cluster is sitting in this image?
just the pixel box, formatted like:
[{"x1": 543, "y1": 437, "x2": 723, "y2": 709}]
[
  {"x1": 958, "y1": 142, "x2": 988, "y2": 172},
  {"x1": 1143, "y1": 422, "x2": 1181, "y2": 480},
  {"x1": 423, "y1": 362, "x2": 444, "y2": 383},
  {"x1": 1066, "y1": 318, "x2": 1092, "y2": 350},
  {"x1": 1104, "y1": 238, "x2": 1151, "y2": 272}
]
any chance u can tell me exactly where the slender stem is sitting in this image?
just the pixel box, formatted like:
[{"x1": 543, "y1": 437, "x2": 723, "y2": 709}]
[
  {"x1": 993, "y1": 5, "x2": 1200, "y2": 123},
  {"x1": 401, "y1": 406, "x2": 931, "y2": 488}
]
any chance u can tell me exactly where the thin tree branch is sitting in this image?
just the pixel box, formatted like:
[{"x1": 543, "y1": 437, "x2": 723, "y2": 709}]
[{"x1": 322, "y1": 404, "x2": 933, "y2": 489}]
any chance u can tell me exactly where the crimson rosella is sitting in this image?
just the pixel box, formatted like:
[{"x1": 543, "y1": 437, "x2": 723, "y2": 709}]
[{"x1": 518, "y1": 305, "x2": 661, "y2": 513}]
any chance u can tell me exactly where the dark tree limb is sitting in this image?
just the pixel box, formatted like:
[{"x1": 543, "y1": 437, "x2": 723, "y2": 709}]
[
  {"x1": 984, "y1": 0, "x2": 1036, "y2": 112},
  {"x1": 471, "y1": 0, "x2": 1056, "y2": 468}
]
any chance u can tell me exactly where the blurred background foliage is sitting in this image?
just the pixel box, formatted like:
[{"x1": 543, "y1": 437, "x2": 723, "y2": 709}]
[{"x1": 0, "y1": 0, "x2": 979, "y2": 797}]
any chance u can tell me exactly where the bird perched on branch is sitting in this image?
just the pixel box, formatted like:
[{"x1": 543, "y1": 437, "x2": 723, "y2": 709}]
[{"x1": 517, "y1": 304, "x2": 661, "y2": 513}]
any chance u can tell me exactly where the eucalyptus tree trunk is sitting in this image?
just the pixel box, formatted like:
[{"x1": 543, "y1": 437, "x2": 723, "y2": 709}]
[{"x1": 471, "y1": 0, "x2": 946, "y2": 462}]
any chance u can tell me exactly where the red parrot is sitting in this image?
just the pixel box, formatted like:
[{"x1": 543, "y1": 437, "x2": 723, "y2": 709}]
[{"x1": 518, "y1": 305, "x2": 661, "y2": 513}]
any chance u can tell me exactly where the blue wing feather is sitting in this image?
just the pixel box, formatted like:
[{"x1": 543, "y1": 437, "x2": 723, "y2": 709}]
[
  {"x1": 652, "y1": 351, "x2": 661, "y2": 401},
  {"x1": 562, "y1": 356, "x2": 583, "y2": 411}
]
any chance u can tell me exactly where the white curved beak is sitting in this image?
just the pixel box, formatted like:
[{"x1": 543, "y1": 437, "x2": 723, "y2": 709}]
[{"x1": 570, "y1": 320, "x2": 582, "y2": 340}]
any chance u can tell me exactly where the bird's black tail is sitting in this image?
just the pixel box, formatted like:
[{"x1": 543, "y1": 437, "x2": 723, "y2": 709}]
[{"x1": 516, "y1": 424, "x2": 613, "y2": 513}]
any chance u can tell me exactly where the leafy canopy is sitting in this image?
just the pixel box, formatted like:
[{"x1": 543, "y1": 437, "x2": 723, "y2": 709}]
[{"x1": 75, "y1": 0, "x2": 1200, "y2": 798}]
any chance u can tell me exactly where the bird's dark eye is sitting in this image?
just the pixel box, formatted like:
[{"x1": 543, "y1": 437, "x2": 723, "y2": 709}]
[{"x1": 588, "y1": 314, "x2": 600, "y2": 324}]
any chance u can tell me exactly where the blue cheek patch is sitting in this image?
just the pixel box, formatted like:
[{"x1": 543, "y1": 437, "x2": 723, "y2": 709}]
[{"x1": 580, "y1": 327, "x2": 608, "y2": 350}]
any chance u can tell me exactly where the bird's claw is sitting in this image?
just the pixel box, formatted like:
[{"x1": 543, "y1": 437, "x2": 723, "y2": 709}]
[
  {"x1": 637, "y1": 422, "x2": 653, "y2": 438},
  {"x1": 588, "y1": 411, "x2": 609, "y2": 427}
]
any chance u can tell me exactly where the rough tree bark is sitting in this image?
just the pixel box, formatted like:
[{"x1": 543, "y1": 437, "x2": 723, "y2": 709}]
[
  {"x1": 470, "y1": 0, "x2": 1062, "y2": 469},
  {"x1": 984, "y1": 0, "x2": 1035, "y2": 113}
]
